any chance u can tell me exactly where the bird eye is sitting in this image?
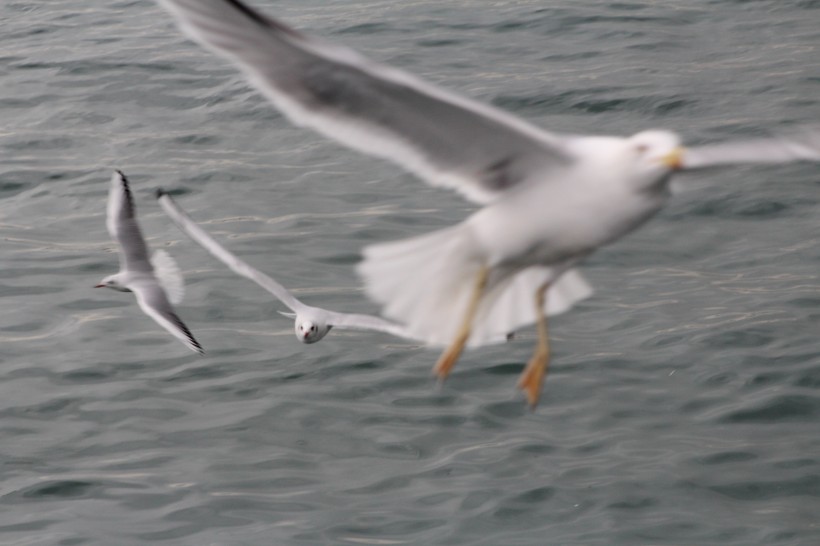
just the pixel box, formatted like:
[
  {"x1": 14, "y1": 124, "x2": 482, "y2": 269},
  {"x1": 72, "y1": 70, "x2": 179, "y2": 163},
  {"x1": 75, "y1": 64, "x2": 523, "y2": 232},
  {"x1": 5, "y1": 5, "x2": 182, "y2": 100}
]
[{"x1": 635, "y1": 144, "x2": 649, "y2": 154}]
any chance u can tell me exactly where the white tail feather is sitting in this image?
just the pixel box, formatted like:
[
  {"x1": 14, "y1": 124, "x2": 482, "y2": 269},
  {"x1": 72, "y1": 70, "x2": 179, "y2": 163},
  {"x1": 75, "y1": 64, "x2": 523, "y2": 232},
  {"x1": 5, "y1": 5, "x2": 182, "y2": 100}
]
[
  {"x1": 151, "y1": 249, "x2": 185, "y2": 305},
  {"x1": 547, "y1": 269, "x2": 594, "y2": 315},
  {"x1": 358, "y1": 227, "x2": 593, "y2": 348},
  {"x1": 472, "y1": 267, "x2": 593, "y2": 343}
]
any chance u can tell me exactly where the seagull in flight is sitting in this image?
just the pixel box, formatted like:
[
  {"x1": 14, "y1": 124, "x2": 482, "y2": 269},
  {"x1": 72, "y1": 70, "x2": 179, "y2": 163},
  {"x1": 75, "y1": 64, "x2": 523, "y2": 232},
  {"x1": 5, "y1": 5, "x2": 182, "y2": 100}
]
[
  {"x1": 153, "y1": 0, "x2": 820, "y2": 406},
  {"x1": 156, "y1": 189, "x2": 416, "y2": 343},
  {"x1": 96, "y1": 171, "x2": 204, "y2": 355}
]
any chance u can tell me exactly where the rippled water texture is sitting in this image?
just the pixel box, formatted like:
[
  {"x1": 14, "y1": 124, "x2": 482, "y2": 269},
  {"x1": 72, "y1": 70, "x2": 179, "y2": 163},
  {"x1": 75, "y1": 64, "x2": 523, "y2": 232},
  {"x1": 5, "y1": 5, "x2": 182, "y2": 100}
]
[{"x1": 2, "y1": 0, "x2": 820, "y2": 544}]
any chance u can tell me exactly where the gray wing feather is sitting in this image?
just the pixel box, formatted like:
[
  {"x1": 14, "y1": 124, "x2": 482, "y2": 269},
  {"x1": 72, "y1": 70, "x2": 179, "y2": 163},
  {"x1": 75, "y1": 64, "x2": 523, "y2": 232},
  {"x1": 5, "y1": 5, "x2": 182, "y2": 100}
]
[
  {"x1": 322, "y1": 310, "x2": 415, "y2": 339},
  {"x1": 108, "y1": 171, "x2": 152, "y2": 273},
  {"x1": 131, "y1": 280, "x2": 204, "y2": 354},
  {"x1": 683, "y1": 128, "x2": 820, "y2": 170},
  {"x1": 154, "y1": 0, "x2": 573, "y2": 204},
  {"x1": 159, "y1": 190, "x2": 415, "y2": 339},
  {"x1": 157, "y1": 190, "x2": 309, "y2": 314}
]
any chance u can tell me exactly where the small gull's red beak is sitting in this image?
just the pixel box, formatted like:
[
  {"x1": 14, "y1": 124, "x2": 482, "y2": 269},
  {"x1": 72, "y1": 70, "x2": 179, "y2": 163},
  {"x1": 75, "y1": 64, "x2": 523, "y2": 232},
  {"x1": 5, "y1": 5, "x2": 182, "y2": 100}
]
[{"x1": 94, "y1": 284, "x2": 105, "y2": 288}]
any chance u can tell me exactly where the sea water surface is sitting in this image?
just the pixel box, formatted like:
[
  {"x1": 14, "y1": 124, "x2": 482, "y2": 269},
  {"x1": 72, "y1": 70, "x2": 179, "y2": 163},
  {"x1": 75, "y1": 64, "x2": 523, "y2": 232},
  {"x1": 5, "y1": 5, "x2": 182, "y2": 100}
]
[{"x1": 1, "y1": 1, "x2": 820, "y2": 544}]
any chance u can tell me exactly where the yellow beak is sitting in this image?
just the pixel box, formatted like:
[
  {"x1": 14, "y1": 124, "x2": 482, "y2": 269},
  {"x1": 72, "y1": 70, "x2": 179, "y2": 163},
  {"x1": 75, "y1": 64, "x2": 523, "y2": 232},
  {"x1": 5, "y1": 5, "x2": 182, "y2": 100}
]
[{"x1": 661, "y1": 147, "x2": 685, "y2": 170}]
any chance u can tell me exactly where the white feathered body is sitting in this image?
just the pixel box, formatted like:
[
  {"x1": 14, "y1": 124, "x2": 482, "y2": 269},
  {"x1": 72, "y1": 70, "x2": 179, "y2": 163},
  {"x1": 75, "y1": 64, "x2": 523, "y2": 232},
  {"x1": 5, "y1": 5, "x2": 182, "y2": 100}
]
[{"x1": 359, "y1": 136, "x2": 675, "y2": 347}]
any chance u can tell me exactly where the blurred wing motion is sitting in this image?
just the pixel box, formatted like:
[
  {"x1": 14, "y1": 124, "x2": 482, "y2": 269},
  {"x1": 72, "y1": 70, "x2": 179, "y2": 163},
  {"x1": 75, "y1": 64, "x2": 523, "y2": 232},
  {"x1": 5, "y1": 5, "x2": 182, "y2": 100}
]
[
  {"x1": 108, "y1": 170, "x2": 152, "y2": 274},
  {"x1": 131, "y1": 279, "x2": 204, "y2": 354},
  {"x1": 682, "y1": 128, "x2": 820, "y2": 170},
  {"x1": 157, "y1": 189, "x2": 413, "y2": 337},
  {"x1": 157, "y1": 189, "x2": 309, "y2": 315},
  {"x1": 154, "y1": 0, "x2": 574, "y2": 204},
  {"x1": 277, "y1": 308, "x2": 410, "y2": 337},
  {"x1": 322, "y1": 309, "x2": 412, "y2": 338}
]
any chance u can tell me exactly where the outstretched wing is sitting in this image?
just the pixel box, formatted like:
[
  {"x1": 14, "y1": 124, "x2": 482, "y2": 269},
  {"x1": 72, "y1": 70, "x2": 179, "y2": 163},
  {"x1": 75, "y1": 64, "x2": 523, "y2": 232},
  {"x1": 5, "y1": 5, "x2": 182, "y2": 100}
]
[
  {"x1": 107, "y1": 170, "x2": 152, "y2": 273},
  {"x1": 154, "y1": 0, "x2": 574, "y2": 204},
  {"x1": 157, "y1": 189, "x2": 309, "y2": 315},
  {"x1": 322, "y1": 309, "x2": 415, "y2": 339},
  {"x1": 131, "y1": 278, "x2": 204, "y2": 354},
  {"x1": 682, "y1": 128, "x2": 820, "y2": 170}
]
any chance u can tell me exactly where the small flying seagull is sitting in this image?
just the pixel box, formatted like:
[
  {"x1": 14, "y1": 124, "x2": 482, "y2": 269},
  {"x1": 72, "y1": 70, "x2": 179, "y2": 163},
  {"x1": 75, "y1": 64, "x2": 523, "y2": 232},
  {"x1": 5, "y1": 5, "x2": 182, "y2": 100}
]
[
  {"x1": 96, "y1": 171, "x2": 204, "y2": 355},
  {"x1": 156, "y1": 189, "x2": 416, "y2": 344}
]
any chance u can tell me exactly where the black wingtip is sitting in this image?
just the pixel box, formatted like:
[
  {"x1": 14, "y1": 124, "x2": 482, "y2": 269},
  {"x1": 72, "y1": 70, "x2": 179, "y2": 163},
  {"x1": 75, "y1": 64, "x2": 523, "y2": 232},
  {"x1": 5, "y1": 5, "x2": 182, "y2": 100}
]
[
  {"x1": 156, "y1": 187, "x2": 168, "y2": 199},
  {"x1": 167, "y1": 310, "x2": 205, "y2": 356},
  {"x1": 114, "y1": 170, "x2": 135, "y2": 215},
  {"x1": 114, "y1": 170, "x2": 131, "y2": 193},
  {"x1": 225, "y1": 0, "x2": 303, "y2": 37}
]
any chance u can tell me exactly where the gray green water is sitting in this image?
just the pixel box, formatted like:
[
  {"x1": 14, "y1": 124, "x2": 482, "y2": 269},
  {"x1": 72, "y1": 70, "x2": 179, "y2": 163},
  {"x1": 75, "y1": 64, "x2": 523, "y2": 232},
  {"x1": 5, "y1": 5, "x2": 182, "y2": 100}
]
[{"x1": 2, "y1": 1, "x2": 820, "y2": 544}]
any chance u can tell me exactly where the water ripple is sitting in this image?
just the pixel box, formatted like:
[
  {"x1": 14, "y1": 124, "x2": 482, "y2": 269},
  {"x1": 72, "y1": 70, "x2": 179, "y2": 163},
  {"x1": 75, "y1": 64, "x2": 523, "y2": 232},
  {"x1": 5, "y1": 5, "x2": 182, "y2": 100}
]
[{"x1": 1, "y1": 0, "x2": 819, "y2": 544}]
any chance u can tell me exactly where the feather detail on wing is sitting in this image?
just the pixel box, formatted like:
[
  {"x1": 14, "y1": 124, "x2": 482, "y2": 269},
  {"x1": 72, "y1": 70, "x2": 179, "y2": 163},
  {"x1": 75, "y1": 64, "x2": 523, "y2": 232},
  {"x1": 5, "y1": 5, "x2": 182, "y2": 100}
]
[
  {"x1": 108, "y1": 170, "x2": 152, "y2": 273},
  {"x1": 131, "y1": 280, "x2": 203, "y2": 354},
  {"x1": 151, "y1": 249, "x2": 185, "y2": 305},
  {"x1": 154, "y1": 0, "x2": 574, "y2": 204}
]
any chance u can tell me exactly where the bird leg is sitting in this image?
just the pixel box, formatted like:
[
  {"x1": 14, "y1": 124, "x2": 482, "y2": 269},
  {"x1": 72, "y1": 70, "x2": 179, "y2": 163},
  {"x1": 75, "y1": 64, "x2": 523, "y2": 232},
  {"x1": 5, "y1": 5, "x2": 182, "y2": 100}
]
[
  {"x1": 433, "y1": 265, "x2": 490, "y2": 381},
  {"x1": 517, "y1": 280, "x2": 551, "y2": 408}
]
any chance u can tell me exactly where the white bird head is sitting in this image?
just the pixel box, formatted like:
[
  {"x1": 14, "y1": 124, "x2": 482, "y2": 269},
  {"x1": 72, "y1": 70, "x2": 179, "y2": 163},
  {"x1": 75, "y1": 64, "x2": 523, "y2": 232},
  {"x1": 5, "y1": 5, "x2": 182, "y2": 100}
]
[
  {"x1": 630, "y1": 129, "x2": 684, "y2": 168},
  {"x1": 620, "y1": 130, "x2": 684, "y2": 190},
  {"x1": 95, "y1": 273, "x2": 130, "y2": 292},
  {"x1": 294, "y1": 318, "x2": 331, "y2": 344}
]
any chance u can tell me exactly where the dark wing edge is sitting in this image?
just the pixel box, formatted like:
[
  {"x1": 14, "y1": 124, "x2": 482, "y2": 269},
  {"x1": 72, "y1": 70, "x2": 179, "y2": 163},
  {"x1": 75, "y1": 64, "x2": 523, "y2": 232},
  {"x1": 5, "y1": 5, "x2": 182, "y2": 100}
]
[
  {"x1": 154, "y1": 0, "x2": 574, "y2": 204},
  {"x1": 133, "y1": 281, "x2": 204, "y2": 355},
  {"x1": 108, "y1": 170, "x2": 152, "y2": 273}
]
